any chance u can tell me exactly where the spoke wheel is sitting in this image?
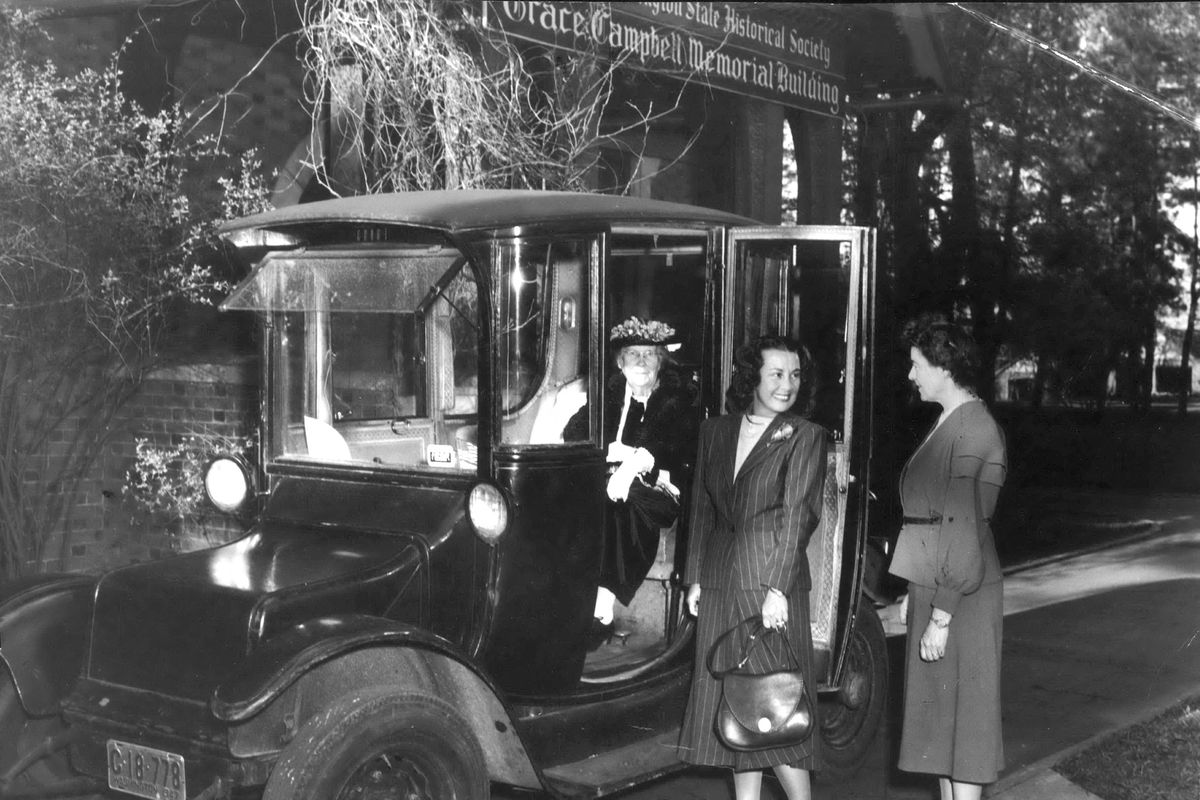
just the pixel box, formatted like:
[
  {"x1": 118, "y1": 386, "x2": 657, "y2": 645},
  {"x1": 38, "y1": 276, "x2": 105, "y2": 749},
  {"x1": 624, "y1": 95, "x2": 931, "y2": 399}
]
[
  {"x1": 0, "y1": 679, "x2": 79, "y2": 793},
  {"x1": 263, "y1": 689, "x2": 487, "y2": 800},
  {"x1": 818, "y1": 596, "x2": 888, "y2": 781}
]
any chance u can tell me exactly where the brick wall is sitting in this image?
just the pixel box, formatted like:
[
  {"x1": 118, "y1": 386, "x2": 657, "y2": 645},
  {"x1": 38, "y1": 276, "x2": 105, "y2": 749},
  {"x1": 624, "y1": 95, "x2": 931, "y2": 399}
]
[
  {"x1": 31, "y1": 15, "x2": 310, "y2": 198},
  {"x1": 172, "y1": 33, "x2": 309, "y2": 184},
  {"x1": 41, "y1": 360, "x2": 260, "y2": 575}
]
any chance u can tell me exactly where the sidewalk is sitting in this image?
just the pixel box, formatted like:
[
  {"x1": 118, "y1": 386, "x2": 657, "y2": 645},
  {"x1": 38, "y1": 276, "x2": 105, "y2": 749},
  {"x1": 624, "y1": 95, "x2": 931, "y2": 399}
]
[
  {"x1": 983, "y1": 506, "x2": 1200, "y2": 799},
  {"x1": 874, "y1": 493, "x2": 1200, "y2": 800}
]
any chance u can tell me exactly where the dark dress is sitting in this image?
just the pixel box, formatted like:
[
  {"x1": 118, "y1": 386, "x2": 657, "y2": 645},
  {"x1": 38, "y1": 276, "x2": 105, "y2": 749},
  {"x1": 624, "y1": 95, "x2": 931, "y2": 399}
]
[
  {"x1": 677, "y1": 412, "x2": 827, "y2": 771},
  {"x1": 888, "y1": 400, "x2": 1007, "y2": 783},
  {"x1": 564, "y1": 365, "x2": 698, "y2": 605}
]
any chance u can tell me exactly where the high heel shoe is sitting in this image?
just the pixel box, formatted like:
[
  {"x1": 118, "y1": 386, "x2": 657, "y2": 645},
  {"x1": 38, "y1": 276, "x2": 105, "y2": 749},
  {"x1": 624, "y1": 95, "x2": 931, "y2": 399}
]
[{"x1": 587, "y1": 618, "x2": 614, "y2": 651}]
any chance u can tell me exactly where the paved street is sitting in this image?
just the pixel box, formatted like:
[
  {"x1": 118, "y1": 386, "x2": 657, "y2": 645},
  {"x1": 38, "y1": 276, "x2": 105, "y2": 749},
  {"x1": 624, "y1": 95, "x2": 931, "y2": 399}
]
[{"x1": 611, "y1": 491, "x2": 1200, "y2": 800}]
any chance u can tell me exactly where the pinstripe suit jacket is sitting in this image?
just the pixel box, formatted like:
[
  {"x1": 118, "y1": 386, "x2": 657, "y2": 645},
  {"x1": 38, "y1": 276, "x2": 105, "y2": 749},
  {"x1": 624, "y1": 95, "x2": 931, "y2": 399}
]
[{"x1": 684, "y1": 412, "x2": 827, "y2": 595}]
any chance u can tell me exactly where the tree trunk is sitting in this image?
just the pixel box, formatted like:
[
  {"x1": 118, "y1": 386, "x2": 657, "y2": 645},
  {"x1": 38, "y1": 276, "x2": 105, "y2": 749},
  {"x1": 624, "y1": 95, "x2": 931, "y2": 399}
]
[
  {"x1": 1179, "y1": 170, "x2": 1198, "y2": 416},
  {"x1": 945, "y1": 103, "x2": 999, "y2": 403},
  {"x1": 1031, "y1": 356, "x2": 1047, "y2": 410}
]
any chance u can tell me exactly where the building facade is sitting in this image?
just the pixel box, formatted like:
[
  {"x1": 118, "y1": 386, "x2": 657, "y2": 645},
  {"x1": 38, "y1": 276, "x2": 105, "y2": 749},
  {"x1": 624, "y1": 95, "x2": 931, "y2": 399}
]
[{"x1": 16, "y1": 0, "x2": 947, "y2": 571}]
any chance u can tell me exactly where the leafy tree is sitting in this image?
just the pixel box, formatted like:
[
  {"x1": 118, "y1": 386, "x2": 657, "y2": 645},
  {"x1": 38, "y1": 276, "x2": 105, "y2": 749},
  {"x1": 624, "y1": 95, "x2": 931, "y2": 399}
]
[
  {"x1": 0, "y1": 11, "x2": 270, "y2": 576},
  {"x1": 860, "y1": 3, "x2": 1200, "y2": 411}
]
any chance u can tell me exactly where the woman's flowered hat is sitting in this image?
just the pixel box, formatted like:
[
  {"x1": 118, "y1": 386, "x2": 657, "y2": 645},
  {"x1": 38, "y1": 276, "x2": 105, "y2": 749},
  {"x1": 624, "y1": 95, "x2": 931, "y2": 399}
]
[{"x1": 609, "y1": 316, "x2": 680, "y2": 349}]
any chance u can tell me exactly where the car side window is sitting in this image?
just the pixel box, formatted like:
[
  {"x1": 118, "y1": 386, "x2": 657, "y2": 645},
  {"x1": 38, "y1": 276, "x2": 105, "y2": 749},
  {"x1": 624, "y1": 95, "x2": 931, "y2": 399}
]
[{"x1": 491, "y1": 237, "x2": 592, "y2": 446}]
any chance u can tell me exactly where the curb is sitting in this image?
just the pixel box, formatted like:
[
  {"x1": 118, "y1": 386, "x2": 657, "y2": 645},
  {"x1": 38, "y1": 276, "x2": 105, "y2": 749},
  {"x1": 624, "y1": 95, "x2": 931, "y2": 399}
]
[
  {"x1": 987, "y1": 686, "x2": 1200, "y2": 799},
  {"x1": 988, "y1": 770, "x2": 1103, "y2": 800}
]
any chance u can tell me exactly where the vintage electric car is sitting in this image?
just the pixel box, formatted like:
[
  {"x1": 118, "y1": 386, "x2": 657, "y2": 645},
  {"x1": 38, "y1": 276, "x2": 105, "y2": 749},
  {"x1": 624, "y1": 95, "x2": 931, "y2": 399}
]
[{"x1": 0, "y1": 190, "x2": 884, "y2": 800}]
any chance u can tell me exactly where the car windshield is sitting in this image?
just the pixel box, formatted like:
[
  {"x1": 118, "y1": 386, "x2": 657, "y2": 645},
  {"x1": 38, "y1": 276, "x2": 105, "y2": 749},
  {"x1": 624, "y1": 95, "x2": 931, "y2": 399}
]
[
  {"x1": 222, "y1": 246, "x2": 463, "y2": 314},
  {"x1": 226, "y1": 246, "x2": 483, "y2": 473}
]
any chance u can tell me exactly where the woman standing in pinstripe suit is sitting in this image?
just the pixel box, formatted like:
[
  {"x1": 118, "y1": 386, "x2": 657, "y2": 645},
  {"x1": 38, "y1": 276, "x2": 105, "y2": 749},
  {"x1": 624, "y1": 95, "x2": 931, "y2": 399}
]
[{"x1": 677, "y1": 336, "x2": 827, "y2": 800}]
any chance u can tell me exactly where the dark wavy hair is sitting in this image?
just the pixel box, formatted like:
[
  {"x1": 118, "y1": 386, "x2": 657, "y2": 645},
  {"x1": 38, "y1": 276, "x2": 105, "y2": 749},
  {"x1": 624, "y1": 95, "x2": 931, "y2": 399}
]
[
  {"x1": 724, "y1": 335, "x2": 816, "y2": 416},
  {"x1": 901, "y1": 314, "x2": 981, "y2": 394}
]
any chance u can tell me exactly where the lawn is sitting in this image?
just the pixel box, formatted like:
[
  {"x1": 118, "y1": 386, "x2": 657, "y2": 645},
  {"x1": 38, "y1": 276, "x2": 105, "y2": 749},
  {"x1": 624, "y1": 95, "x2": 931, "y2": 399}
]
[{"x1": 1055, "y1": 695, "x2": 1200, "y2": 800}]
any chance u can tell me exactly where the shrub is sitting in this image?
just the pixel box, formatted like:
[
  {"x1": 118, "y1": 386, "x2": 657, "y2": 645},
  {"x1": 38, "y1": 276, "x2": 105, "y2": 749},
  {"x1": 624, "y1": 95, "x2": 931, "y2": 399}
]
[{"x1": 0, "y1": 9, "x2": 271, "y2": 575}]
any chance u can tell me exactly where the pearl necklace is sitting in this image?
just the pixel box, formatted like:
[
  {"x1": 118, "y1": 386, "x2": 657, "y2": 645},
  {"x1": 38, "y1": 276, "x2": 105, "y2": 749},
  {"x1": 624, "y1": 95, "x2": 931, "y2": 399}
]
[{"x1": 740, "y1": 413, "x2": 771, "y2": 438}]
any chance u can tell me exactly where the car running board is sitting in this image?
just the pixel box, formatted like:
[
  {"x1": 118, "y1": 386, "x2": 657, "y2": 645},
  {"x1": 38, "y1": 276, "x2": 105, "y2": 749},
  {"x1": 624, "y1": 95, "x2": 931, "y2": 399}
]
[{"x1": 541, "y1": 729, "x2": 686, "y2": 798}]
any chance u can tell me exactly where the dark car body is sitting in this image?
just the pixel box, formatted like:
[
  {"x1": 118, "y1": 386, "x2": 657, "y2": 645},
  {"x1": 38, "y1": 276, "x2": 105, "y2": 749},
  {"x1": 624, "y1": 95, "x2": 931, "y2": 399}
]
[{"x1": 0, "y1": 190, "x2": 883, "y2": 800}]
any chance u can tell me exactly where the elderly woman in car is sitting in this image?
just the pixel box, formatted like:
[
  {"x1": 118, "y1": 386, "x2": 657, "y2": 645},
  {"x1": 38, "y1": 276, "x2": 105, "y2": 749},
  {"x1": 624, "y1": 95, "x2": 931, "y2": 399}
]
[{"x1": 565, "y1": 316, "x2": 698, "y2": 647}]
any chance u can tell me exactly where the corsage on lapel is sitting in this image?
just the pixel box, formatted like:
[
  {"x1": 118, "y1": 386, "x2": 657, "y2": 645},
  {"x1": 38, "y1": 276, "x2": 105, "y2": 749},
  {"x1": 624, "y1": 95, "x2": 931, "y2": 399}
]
[{"x1": 770, "y1": 422, "x2": 795, "y2": 443}]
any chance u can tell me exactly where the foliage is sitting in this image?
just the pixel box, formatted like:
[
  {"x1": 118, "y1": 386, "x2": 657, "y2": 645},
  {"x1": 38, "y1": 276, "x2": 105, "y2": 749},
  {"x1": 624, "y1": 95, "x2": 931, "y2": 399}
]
[
  {"x1": 782, "y1": 123, "x2": 798, "y2": 224},
  {"x1": 125, "y1": 433, "x2": 255, "y2": 526},
  {"x1": 853, "y1": 3, "x2": 1200, "y2": 411},
  {"x1": 298, "y1": 0, "x2": 685, "y2": 194},
  {"x1": 0, "y1": 10, "x2": 271, "y2": 576}
]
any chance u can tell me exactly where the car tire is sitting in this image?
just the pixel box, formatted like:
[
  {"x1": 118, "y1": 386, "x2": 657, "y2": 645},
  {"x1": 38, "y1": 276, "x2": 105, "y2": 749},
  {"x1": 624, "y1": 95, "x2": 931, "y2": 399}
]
[
  {"x1": 262, "y1": 688, "x2": 488, "y2": 800},
  {"x1": 817, "y1": 596, "x2": 888, "y2": 781}
]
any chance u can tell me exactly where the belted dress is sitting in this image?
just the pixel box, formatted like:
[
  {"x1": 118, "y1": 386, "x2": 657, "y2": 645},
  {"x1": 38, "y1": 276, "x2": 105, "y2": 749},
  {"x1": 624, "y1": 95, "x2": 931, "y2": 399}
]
[{"x1": 888, "y1": 399, "x2": 1007, "y2": 784}]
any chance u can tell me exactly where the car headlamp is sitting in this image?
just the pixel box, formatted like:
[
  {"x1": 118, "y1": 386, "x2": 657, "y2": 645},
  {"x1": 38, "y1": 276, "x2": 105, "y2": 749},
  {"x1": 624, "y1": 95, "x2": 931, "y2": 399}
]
[
  {"x1": 204, "y1": 455, "x2": 254, "y2": 514},
  {"x1": 467, "y1": 483, "x2": 509, "y2": 545}
]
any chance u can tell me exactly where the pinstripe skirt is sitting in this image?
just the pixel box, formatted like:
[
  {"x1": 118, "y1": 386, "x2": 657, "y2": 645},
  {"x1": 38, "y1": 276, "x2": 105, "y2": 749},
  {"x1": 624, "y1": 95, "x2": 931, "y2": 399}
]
[{"x1": 676, "y1": 586, "x2": 818, "y2": 771}]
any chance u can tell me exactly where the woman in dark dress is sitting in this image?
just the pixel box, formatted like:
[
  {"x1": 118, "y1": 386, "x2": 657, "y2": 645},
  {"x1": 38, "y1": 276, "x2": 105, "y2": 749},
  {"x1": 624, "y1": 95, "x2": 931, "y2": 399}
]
[
  {"x1": 888, "y1": 317, "x2": 1007, "y2": 800},
  {"x1": 565, "y1": 316, "x2": 698, "y2": 640},
  {"x1": 677, "y1": 336, "x2": 826, "y2": 800}
]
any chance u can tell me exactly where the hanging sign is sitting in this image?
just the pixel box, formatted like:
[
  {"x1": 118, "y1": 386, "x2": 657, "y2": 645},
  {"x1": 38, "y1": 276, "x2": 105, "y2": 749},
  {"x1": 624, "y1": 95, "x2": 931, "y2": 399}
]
[{"x1": 480, "y1": 2, "x2": 847, "y2": 118}]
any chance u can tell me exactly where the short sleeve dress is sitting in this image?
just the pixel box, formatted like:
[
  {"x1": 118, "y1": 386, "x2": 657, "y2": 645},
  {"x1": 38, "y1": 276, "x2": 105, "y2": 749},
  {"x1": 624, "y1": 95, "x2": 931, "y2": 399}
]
[{"x1": 888, "y1": 400, "x2": 1007, "y2": 783}]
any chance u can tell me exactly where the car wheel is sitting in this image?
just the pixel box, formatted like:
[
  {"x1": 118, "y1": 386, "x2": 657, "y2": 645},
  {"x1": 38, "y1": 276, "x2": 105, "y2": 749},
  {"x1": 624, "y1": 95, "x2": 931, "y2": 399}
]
[
  {"x1": 262, "y1": 689, "x2": 488, "y2": 800},
  {"x1": 0, "y1": 678, "x2": 81, "y2": 794},
  {"x1": 817, "y1": 596, "x2": 888, "y2": 781}
]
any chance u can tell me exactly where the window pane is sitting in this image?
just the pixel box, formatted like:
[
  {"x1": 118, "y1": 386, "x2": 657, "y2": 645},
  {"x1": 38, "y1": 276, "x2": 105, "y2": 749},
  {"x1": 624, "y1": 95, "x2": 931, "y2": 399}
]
[
  {"x1": 608, "y1": 232, "x2": 707, "y2": 377},
  {"x1": 271, "y1": 261, "x2": 481, "y2": 472},
  {"x1": 790, "y1": 240, "x2": 850, "y2": 436},
  {"x1": 488, "y1": 237, "x2": 592, "y2": 446},
  {"x1": 224, "y1": 249, "x2": 462, "y2": 313},
  {"x1": 732, "y1": 241, "x2": 789, "y2": 346}
]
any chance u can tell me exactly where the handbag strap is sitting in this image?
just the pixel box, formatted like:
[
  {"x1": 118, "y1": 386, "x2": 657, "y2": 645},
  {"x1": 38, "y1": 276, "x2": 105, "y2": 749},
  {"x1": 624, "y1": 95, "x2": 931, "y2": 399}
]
[{"x1": 707, "y1": 615, "x2": 804, "y2": 679}]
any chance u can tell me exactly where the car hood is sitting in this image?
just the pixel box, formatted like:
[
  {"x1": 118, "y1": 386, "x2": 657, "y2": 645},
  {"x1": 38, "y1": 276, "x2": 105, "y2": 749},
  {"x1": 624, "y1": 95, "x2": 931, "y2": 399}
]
[{"x1": 85, "y1": 523, "x2": 428, "y2": 702}]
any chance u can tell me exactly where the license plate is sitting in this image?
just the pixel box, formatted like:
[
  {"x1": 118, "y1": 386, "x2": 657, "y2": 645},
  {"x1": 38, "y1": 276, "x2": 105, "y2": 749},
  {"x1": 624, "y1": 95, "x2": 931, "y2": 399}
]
[{"x1": 106, "y1": 739, "x2": 186, "y2": 800}]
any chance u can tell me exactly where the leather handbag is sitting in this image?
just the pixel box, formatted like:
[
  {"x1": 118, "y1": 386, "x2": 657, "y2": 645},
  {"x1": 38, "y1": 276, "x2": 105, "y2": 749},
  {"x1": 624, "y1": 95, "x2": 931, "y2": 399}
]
[{"x1": 706, "y1": 616, "x2": 813, "y2": 752}]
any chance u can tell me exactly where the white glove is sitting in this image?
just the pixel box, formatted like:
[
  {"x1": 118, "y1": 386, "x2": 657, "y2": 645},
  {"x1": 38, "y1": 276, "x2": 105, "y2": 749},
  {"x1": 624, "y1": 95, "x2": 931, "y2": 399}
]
[
  {"x1": 656, "y1": 468, "x2": 680, "y2": 500},
  {"x1": 626, "y1": 446, "x2": 655, "y2": 475},
  {"x1": 606, "y1": 460, "x2": 639, "y2": 502},
  {"x1": 606, "y1": 441, "x2": 637, "y2": 463}
]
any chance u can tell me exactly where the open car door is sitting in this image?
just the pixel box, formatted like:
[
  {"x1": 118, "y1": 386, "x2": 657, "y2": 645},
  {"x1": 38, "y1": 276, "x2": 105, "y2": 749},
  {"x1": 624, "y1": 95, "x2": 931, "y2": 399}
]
[{"x1": 725, "y1": 225, "x2": 884, "y2": 777}]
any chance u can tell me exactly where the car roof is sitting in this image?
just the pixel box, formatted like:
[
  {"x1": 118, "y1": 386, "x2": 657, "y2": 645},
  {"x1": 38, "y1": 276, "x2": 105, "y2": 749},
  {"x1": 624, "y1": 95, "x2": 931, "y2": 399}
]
[{"x1": 218, "y1": 189, "x2": 758, "y2": 235}]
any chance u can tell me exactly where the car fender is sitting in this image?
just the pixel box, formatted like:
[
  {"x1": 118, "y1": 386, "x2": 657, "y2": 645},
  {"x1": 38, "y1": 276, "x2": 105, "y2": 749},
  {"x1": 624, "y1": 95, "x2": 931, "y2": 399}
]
[
  {"x1": 0, "y1": 574, "x2": 96, "y2": 717},
  {"x1": 214, "y1": 614, "x2": 540, "y2": 790}
]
